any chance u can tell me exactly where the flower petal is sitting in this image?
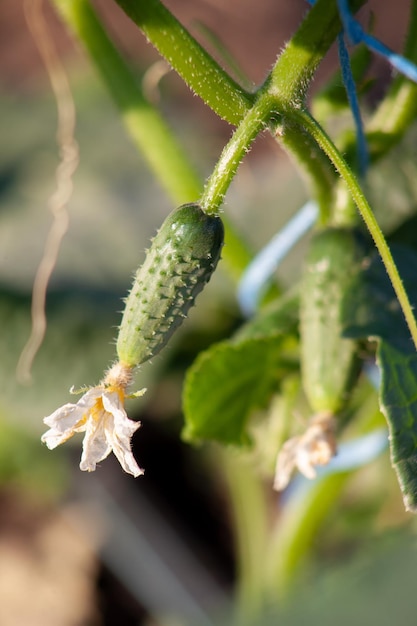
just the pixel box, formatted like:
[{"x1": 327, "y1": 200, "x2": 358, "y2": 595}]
[
  {"x1": 80, "y1": 411, "x2": 112, "y2": 472},
  {"x1": 102, "y1": 392, "x2": 143, "y2": 477},
  {"x1": 43, "y1": 388, "x2": 100, "y2": 432},
  {"x1": 42, "y1": 404, "x2": 86, "y2": 449},
  {"x1": 273, "y1": 437, "x2": 299, "y2": 491},
  {"x1": 295, "y1": 446, "x2": 318, "y2": 480},
  {"x1": 42, "y1": 378, "x2": 144, "y2": 477},
  {"x1": 43, "y1": 402, "x2": 84, "y2": 433},
  {"x1": 42, "y1": 388, "x2": 102, "y2": 449}
]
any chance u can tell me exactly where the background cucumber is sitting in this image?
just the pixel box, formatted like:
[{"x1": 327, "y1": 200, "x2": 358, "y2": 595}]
[
  {"x1": 300, "y1": 227, "x2": 363, "y2": 415},
  {"x1": 117, "y1": 203, "x2": 224, "y2": 367}
]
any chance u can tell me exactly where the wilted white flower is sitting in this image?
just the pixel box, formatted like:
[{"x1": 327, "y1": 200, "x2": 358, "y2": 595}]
[
  {"x1": 42, "y1": 362, "x2": 145, "y2": 477},
  {"x1": 274, "y1": 412, "x2": 337, "y2": 491}
]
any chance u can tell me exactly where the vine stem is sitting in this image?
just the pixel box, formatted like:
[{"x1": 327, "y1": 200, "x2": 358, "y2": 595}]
[
  {"x1": 199, "y1": 94, "x2": 275, "y2": 215},
  {"x1": 296, "y1": 109, "x2": 417, "y2": 352}
]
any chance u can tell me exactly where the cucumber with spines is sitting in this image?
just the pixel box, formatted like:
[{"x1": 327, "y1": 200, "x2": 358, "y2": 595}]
[
  {"x1": 300, "y1": 227, "x2": 364, "y2": 415},
  {"x1": 117, "y1": 203, "x2": 224, "y2": 367}
]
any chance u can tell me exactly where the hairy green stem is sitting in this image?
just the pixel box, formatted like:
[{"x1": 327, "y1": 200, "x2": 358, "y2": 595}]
[
  {"x1": 199, "y1": 95, "x2": 275, "y2": 215},
  {"x1": 264, "y1": 0, "x2": 364, "y2": 220},
  {"x1": 267, "y1": 0, "x2": 364, "y2": 107},
  {"x1": 297, "y1": 109, "x2": 417, "y2": 351},
  {"x1": 113, "y1": 0, "x2": 364, "y2": 214},
  {"x1": 199, "y1": 0, "x2": 367, "y2": 218},
  {"x1": 113, "y1": 0, "x2": 255, "y2": 124}
]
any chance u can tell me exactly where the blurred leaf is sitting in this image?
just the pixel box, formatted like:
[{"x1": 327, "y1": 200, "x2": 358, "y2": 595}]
[
  {"x1": 388, "y1": 211, "x2": 417, "y2": 250},
  {"x1": 235, "y1": 289, "x2": 299, "y2": 343},
  {"x1": 183, "y1": 290, "x2": 299, "y2": 445},
  {"x1": 272, "y1": 532, "x2": 417, "y2": 626},
  {"x1": 342, "y1": 244, "x2": 417, "y2": 510},
  {"x1": 378, "y1": 341, "x2": 417, "y2": 511},
  {"x1": 343, "y1": 243, "x2": 417, "y2": 350},
  {"x1": 182, "y1": 335, "x2": 297, "y2": 445}
]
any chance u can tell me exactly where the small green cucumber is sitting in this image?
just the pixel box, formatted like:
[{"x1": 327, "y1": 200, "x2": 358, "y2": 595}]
[
  {"x1": 117, "y1": 203, "x2": 224, "y2": 367},
  {"x1": 300, "y1": 227, "x2": 363, "y2": 415}
]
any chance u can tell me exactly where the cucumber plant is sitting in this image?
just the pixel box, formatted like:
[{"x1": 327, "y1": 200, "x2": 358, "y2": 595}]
[
  {"x1": 51, "y1": 0, "x2": 417, "y2": 510},
  {"x1": 37, "y1": 0, "x2": 417, "y2": 618}
]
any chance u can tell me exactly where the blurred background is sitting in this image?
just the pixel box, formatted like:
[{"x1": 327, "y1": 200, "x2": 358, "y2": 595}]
[{"x1": 1, "y1": 0, "x2": 417, "y2": 624}]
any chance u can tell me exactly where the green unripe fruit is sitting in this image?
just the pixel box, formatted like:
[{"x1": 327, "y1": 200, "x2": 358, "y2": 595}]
[
  {"x1": 117, "y1": 203, "x2": 224, "y2": 367},
  {"x1": 301, "y1": 227, "x2": 363, "y2": 414}
]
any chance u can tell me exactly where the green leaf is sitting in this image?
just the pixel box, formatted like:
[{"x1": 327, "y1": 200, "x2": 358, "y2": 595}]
[
  {"x1": 182, "y1": 336, "x2": 297, "y2": 446},
  {"x1": 342, "y1": 244, "x2": 417, "y2": 510},
  {"x1": 378, "y1": 341, "x2": 417, "y2": 511},
  {"x1": 343, "y1": 244, "x2": 417, "y2": 351},
  {"x1": 388, "y1": 212, "x2": 417, "y2": 251},
  {"x1": 234, "y1": 289, "x2": 299, "y2": 343}
]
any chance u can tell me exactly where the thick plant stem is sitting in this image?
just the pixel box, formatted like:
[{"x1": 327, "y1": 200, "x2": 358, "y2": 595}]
[
  {"x1": 296, "y1": 109, "x2": 417, "y2": 352},
  {"x1": 267, "y1": 0, "x2": 364, "y2": 107},
  {"x1": 113, "y1": 0, "x2": 254, "y2": 124},
  {"x1": 114, "y1": 0, "x2": 364, "y2": 122}
]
